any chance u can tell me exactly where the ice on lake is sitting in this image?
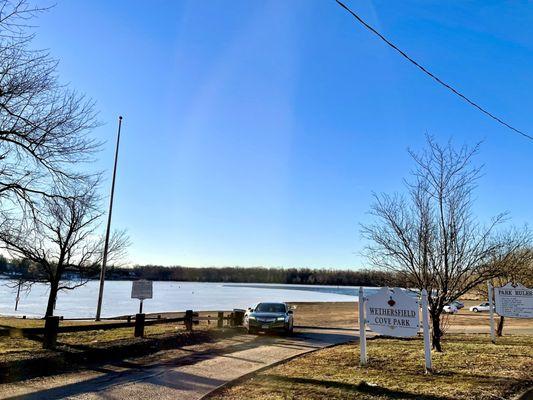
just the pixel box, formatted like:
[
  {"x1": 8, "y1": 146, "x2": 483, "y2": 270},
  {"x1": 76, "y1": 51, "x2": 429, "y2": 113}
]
[{"x1": 0, "y1": 280, "x2": 364, "y2": 318}]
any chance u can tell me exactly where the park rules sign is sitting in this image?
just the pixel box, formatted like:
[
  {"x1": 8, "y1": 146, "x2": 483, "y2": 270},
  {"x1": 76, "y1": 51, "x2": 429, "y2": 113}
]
[
  {"x1": 365, "y1": 287, "x2": 420, "y2": 337},
  {"x1": 131, "y1": 280, "x2": 153, "y2": 301},
  {"x1": 494, "y1": 283, "x2": 533, "y2": 319}
]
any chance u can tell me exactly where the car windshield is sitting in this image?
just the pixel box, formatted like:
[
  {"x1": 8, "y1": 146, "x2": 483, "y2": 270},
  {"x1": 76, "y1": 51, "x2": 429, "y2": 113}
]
[{"x1": 255, "y1": 303, "x2": 286, "y2": 313}]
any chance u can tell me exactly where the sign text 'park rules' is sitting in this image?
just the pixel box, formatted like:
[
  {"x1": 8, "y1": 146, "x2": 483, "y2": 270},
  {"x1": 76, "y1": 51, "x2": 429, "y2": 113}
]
[
  {"x1": 365, "y1": 287, "x2": 420, "y2": 337},
  {"x1": 494, "y1": 282, "x2": 533, "y2": 319}
]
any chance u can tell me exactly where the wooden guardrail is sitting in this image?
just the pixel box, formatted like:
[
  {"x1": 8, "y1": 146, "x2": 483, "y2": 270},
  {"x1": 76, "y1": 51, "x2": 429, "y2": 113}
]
[{"x1": 10, "y1": 309, "x2": 245, "y2": 349}]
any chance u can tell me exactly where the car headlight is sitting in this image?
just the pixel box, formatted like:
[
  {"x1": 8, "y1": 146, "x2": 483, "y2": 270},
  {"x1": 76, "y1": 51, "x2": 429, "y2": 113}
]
[
  {"x1": 277, "y1": 316, "x2": 285, "y2": 321},
  {"x1": 248, "y1": 316, "x2": 256, "y2": 320}
]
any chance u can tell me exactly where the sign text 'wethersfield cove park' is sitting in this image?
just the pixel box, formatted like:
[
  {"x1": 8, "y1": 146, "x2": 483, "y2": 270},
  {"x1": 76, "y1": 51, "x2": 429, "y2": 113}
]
[
  {"x1": 364, "y1": 287, "x2": 420, "y2": 337},
  {"x1": 358, "y1": 286, "x2": 432, "y2": 372}
]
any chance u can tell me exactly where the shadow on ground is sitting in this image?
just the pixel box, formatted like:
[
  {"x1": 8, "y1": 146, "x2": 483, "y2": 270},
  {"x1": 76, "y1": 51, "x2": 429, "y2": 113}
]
[
  {"x1": 1, "y1": 328, "x2": 355, "y2": 400},
  {"x1": 257, "y1": 374, "x2": 454, "y2": 400}
]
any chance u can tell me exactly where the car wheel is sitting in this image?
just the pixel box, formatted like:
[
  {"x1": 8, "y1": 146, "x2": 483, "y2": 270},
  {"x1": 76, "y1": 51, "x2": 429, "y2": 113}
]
[
  {"x1": 284, "y1": 323, "x2": 294, "y2": 335},
  {"x1": 247, "y1": 327, "x2": 257, "y2": 335},
  {"x1": 472, "y1": 308, "x2": 478, "y2": 313}
]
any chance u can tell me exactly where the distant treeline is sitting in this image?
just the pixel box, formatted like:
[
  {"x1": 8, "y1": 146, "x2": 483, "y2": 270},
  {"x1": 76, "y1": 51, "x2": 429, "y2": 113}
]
[
  {"x1": 0, "y1": 256, "x2": 407, "y2": 287},
  {"x1": 107, "y1": 265, "x2": 408, "y2": 287}
]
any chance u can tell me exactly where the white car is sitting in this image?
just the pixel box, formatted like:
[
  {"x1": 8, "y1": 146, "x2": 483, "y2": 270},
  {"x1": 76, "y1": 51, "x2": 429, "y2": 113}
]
[
  {"x1": 469, "y1": 302, "x2": 492, "y2": 312},
  {"x1": 443, "y1": 304, "x2": 458, "y2": 314}
]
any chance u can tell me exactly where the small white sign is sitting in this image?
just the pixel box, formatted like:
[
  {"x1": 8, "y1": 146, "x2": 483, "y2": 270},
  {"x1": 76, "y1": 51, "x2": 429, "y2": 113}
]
[
  {"x1": 365, "y1": 287, "x2": 420, "y2": 337},
  {"x1": 131, "y1": 280, "x2": 153, "y2": 300},
  {"x1": 494, "y1": 283, "x2": 533, "y2": 319}
]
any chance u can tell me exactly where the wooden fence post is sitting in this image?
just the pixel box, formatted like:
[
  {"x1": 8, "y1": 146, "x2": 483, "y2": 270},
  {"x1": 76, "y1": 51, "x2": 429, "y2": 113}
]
[
  {"x1": 185, "y1": 310, "x2": 193, "y2": 331},
  {"x1": 43, "y1": 316, "x2": 60, "y2": 349},
  {"x1": 217, "y1": 312, "x2": 224, "y2": 328},
  {"x1": 134, "y1": 313, "x2": 145, "y2": 338},
  {"x1": 233, "y1": 309, "x2": 245, "y2": 326}
]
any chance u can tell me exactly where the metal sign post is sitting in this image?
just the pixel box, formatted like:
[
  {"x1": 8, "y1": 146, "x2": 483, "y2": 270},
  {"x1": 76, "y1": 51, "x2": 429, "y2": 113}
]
[{"x1": 358, "y1": 286, "x2": 367, "y2": 366}]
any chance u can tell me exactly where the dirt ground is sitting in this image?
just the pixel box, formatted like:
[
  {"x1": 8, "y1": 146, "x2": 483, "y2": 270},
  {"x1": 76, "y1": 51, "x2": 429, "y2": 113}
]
[{"x1": 289, "y1": 300, "x2": 533, "y2": 334}]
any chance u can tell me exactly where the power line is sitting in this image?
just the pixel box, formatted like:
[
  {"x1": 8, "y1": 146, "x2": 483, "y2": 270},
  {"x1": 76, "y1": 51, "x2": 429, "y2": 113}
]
[{"x1": 335, "y1": 0, "x2": 533, "y2": 142}]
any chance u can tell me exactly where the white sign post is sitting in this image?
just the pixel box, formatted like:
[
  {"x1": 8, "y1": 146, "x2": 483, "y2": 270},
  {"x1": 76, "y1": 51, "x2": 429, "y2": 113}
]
[
  {"x1": 421, "y1": 289, "x2": 432, "y2": 373},
  {"x1": 488, "y1": 282, "x2": 496, "y2": 343},
  {"x1": 494, "y1": 282, "x2": 533, "y2": 319},
  {"x1": 359, "y1": 287, "x2": 367, "y2": 366},
  {"x1": 131, "y1": 280, "x2": 153, "y2": 314}
]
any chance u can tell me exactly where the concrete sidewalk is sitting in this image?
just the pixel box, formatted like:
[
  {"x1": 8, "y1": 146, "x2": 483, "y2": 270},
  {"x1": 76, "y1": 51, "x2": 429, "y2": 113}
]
[{"x1": 0, "y1": 327, "x2": 357, "y2": 400}]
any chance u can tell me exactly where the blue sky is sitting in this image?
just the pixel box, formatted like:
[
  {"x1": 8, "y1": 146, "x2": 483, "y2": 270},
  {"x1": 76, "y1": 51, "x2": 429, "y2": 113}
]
[{"x1": 33, "y1": 1, "x2": 532, "y2": 268}]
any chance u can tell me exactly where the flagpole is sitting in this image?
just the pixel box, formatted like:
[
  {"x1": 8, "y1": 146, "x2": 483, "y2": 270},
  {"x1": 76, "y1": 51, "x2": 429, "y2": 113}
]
[{"x1": 95, "y1": 116, "x2": 123, "y2": 321}]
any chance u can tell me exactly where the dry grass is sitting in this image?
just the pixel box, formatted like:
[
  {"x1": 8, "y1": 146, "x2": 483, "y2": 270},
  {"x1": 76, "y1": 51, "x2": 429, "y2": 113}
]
[
  {"x1": 288, "y1": 301, "x2": 533, "y2": 334},
  {"x1": 211, "y1": 334, "x2": 533, "y2": 400}
]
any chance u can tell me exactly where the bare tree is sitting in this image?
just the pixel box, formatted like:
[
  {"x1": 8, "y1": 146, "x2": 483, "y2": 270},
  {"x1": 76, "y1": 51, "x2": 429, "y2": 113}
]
[
  {"x1": 361, "y1": 136, "x2": 528, "y2": 351},
  {"x1": 0, "y1": 0, "x2": 99, "y2": 214},
  {"x1": 0, "y1": 181, "x2": 129, "y2": 317}
]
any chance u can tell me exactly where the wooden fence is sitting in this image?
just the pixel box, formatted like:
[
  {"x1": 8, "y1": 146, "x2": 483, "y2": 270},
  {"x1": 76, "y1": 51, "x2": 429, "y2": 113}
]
[{"x1": 6, "y1": 309, "x2": 246, "y2": 349}]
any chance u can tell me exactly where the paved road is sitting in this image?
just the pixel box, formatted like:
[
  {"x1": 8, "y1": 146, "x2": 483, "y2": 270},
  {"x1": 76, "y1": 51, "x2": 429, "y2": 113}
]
[{"x1": 0, "y1": 327, "x2": 357, "y2": 400}]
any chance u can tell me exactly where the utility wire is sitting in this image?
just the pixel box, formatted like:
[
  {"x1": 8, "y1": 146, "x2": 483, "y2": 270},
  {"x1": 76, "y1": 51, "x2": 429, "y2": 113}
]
[{"x1": 335, "y1": 0, "x2": 533, "y2": 142}]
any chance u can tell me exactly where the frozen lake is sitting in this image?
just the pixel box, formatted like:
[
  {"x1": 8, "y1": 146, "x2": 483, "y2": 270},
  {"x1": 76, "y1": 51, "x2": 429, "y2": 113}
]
[{"x1": 0, "y1": 280, "x2": 367, "y2": 318}]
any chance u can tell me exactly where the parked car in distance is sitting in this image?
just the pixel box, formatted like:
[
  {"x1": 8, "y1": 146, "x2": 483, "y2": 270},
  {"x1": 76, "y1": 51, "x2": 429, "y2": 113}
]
[
  {"x1": 443, "y1": 304, "x2": 458, "y2": 314},
  {"x1": 469, "y1": 302, "x2": 492, "y2": 312},
  {"x1": 244, "y1": 302, "x2": 294, "y2": 335},
  {"x1": 451, "y1": 300, "x2": 464, "y2": 309}
]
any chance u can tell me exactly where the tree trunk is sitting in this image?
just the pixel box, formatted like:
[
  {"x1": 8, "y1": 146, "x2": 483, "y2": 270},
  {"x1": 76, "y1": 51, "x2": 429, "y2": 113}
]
[
  {"x1": 497, "y1": 316, "x2": 505, "y2": 337},
  {"x1": 431, "y1": 314, "x2": 443, "y2": 352},
  {"x1": 45, "y1": 278, "x2": 60, "y2": 317}
]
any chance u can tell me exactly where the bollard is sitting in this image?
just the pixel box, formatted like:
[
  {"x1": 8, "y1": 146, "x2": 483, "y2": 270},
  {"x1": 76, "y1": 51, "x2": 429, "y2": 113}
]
[
  {"x1": 134, "y1": 313, "x2": 145, "y2": 338},
  {"x1": 185, "y1": 310, "x2": 193, "y2": 331},
  {"x1": 43, "y1": 316, "x2": 60, "y2": 349},
  {"x1": 229, "y1": 312, "x2": 235, "y2": 327},
  {"x1": 217, "y1": 312, "x2": 224, "y2": 328},
  {"x1": 233, "y1": 309, "x2": 245, "y2": 326}
]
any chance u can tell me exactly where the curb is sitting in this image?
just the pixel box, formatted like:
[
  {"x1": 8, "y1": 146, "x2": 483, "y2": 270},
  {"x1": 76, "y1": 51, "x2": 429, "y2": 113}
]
[{"x1": 516, "y1": 387, "x2": 533, "y2": 400}]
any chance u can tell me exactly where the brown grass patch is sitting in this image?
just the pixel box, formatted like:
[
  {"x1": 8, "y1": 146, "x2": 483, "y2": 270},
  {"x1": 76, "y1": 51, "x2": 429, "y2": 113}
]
[{"x1": 211, "y1": 334, "x2": 533, "y2": 400}]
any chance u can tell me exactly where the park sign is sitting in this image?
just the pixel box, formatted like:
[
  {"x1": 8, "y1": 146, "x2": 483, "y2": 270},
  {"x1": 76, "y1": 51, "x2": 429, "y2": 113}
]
[
  {"x1": 359, "y1": 286, "x2": 431, "y2": 372},
  {"x1": 494, "y1": 283, "x2": 533, "y2": 319},
  {"x1": 131, "y1": 280, "x2": 153, "y2": 301},
  {"x1": 364, "y1": 287, "x2": 420, "y2": 337}
]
